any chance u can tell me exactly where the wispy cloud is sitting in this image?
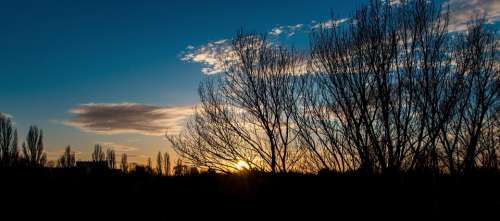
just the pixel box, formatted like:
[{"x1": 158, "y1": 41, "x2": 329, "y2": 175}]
[
  {"x1": 382, "y1": 0, "x2": 401, "y2": 6},
  {"x1": 181, "y1": 19, "x2": 345, "y2": 75},
  {"x1": 269, "y1": 24, "x2": 305, "y2": 37},
  {"x1": 311, "y1": 18, "x2": 349, "y2": 29},
  {"x1": 65, "y1": 103, "x2": 194, "y2": 136},
  {"x1": 96, "y1": 141, "x2": 138, "y2": 153},
  {"x1": 181, "y1": 39, "x2": 236, "y2": 75},
  {"x1": 445, "y1": 0, "x2": 500, "y2": 32},
  {"x1": 182, "y1": 0, "x2": 499, "y2": 75}
]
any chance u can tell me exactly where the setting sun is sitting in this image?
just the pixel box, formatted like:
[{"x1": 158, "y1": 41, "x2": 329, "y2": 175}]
[{"x1": 235, "y1": 160, "x2": 250, "y2": 171}]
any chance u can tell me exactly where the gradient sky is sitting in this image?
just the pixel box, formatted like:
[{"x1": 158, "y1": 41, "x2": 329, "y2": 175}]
[{"x1": 1, "y1": 0, "x2": 498, "y2": 164}]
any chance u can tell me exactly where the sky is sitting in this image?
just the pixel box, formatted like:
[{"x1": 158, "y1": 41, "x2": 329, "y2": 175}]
[{"x1": 0, "y1": 0, "x2": 498, "y2": 164}]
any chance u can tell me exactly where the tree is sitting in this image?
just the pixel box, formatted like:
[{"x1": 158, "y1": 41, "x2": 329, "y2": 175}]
[
  {"x1": 22, "y1": 126, "x2": 46, "y2": 167},
  {"x1": 164, "y1": 152, "x2": 171, "y2": 176},
  {"x1": 455, "y1": 22, "x2": 498, "y2": 174},
  {"x1": 57, "y1": 145, "x2": 76, "y2": 168},
  {"x1": 146, "y1": 157, "x2": 152, "y2": 174},
  {"x1": 92, "y1": 144, "x2": 105, "y2": 163},
  {"x1": 156, "y1": 151, "x2": 163, "y2": 175},
  {"x1": 173, "y1": 159, "x2": 188, "y2": 176},
  {"x1": 0, "y1": 115, "x2": 18, "y2": 167},
  {"x1": 106, "y1": 148, "x2": 116, "y2": 169},
  {"x1": 168, "y1": 0, "x2": 498, "y2": 175},
  {"x1": 120, "y1": 153, "x2": 128, "y2": 173},
  {"x1": 167, "y1": 31, "x2": 304, "y2": 173}
]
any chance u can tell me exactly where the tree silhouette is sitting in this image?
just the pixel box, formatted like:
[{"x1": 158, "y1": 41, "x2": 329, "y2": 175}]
[
  {"x1": 167, "y1": 31, "x2": 304, "y2": 173},
  {"x1": 22, "y1": 126, "x2": 46, "y2": 167},
  {"x1": 106, "y1": 148, "x2": 116, "y2": 169},
  {"x1": 173, "y1": 159, "x2": 188, "y2": 176},
  {"x1": 168, "y1": 0, "x2": 498, "y2": 175},
  {"x1": 120, "y1": 153, "x2": 128, "y2": 173},
  {"x1": 164, "y1": 152, "x2": 171, "y2": 176},
  {"x1": 57, "y1": 145, "x2": 76, "y2": 168},
  {"x1": 156, "y1": 151, "x2": 163, "y2": 175},
  {"x1": 146, "y1": 157, "x2": 152, "y2": 174},
  {"x1": 0, "y1": 116, "x2": 18, "y2": 167},
  {"x1": 92, "y1": 144, "x2": 105, "y2": 163}
]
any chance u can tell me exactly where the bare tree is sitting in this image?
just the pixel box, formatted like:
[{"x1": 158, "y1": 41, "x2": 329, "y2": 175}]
[
  {"x1": 156, "y1": 151, "x2": 163, "y2": 175},
  {"x1": 106, "y1": 148, "x2": 116, "y2": 169},
  {"x1": 168, "y1": 0, "x2": 498, "y2": 175},
  {"x1": 168, "y1": 31, "x2": 304, "y2": 173},
  {"x1": 164, "y1": 152, "x2": 171, "y2": 176},
  {"x1": 22, "y1": 126, "x2": 46, "y2": 167},
  {"x1": 120, "y1": 153, "x2": 128, "y2": 173},
  {"x1": 173, "y1": 159, "x2": 188, "y2": 176},
  {"x1": 305, "y1": 0, "x2": 484, "y2": 174},
  {"x1": 57, "y1": 145, "x2": 76, "y2": 168},
  {"x1": 146, "y1": 157, "x2": 152, "y2": 174},
  {"x1": 0, "y1": 115, "x2": 18, "y2": 167},
  {"x1": 92, "y1": 144, "x2": 105, "y2": 163}
]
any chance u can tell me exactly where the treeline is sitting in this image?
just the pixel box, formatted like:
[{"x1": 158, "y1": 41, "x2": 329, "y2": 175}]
[
  {"x1": 0, "y1": 116, "x2": 194, "y2": 176},
  {"x1": 167, "y1": 0, "x2": 499, "y2": 175},
  {"x1": 0, "y1": 117, "x2": 47, "y2": 168}
]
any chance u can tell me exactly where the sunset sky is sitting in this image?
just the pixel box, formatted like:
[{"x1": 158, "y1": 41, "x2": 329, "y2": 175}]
[{"x1": 1, "y1": 0, "x2": 498, "y2": 164}]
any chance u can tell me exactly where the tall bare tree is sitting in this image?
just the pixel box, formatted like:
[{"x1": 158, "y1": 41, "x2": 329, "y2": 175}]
[
  {"x1": 92, "y1": 144, "x2": 105, "y2": 163},
  {"x1": 106, "y1": 148, "x2": 116, "y2": 169},
  {"x1": 146, "y1": 157, "x2": 152, "y2": 174},
  {"x1": 156, "y1": 151, "x2": 163, "y2": 175},
  {"x1": 168, "y1": 0, "x2": 498, "y2": 175},
  {"x1": 57, "y1": 145, "x2": 76, "y2": 168},
  {"x1": 0, "y1": 115, "x2": 18, "y2": 167},
  {"x1": 164, "y1": 152, "x2": 171, "y2": 176},
  {"x1": 168, "y1": 31, "x2": 304, "y2": 173},
  {"x1": 22, "y1": 126, "x2": 46, "y2": 167},
  {"x1": 120, "y1": 153, "x2": 128, "y2": 173}
]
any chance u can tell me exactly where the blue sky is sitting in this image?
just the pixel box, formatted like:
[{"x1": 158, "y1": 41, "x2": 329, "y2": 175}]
[{"x1": 0, "y1": 0, "x2": 498, "y2": 164}]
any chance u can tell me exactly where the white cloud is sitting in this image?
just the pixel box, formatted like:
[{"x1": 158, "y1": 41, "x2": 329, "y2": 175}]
[
  {"x1": 185, "y1": 0, "x2": 500, "y2": 75},
  {"x1": 312, "y1": 18, "x2": 349, "y2": 29},
  {"x1": 269, "y1": 24, "x2": 304, "y2": 37},
  {"x1": 382, "y1": 0, "x2": 401, "y2": 6},
  {"x1": 65, "y1": 103, "x2": 194, "y2": 136},
  {"x1": 445, "y1": 0, "x2": 500, "y2": 32},
  {"x1": 181, "y1": 39, "x2": 237, "y2": 75}
]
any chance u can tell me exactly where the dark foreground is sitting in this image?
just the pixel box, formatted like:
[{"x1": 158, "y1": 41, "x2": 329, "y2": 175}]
[{"x1": 1, "y1": 169, "x2": 498, "y2": 218}]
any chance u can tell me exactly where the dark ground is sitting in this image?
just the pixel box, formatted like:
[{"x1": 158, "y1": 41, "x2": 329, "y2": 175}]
[{"x1": 1, "y1": 169, "x2": 498, "y2": 218}]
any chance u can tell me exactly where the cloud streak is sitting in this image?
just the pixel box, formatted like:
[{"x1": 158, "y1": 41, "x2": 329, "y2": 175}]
[
  {"x1": 181, "y1": 19, "x2": 347, "y2": 75},
  {"x1": 311, "y1": 18, "x2": 349, "y2": 29},
  {"x1": 182, "y1": 1, "x2": 498, "y2": 75},
  {"x1": 65, "y1": 103, "x2": 194, "y2": 136},
  {"x1": 97, "y1": 141, "x2": 138, "y2": 153},
  {"x1": 269, "y1": 24, "x2": 305, "y2": 37},
  {"x1": 181, "y1": 39, "x2": 236, "y2": 75}
]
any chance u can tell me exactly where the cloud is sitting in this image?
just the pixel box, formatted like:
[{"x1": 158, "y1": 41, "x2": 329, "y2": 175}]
[
  {"x1": 181, "y1": 21, "x2": 315, "y2": 75},
  {"x1": 269, "y1": 24, "x2": 304, "y2": 37},
  {"x1": 311, "y1": 18, "x2": 349, "y2": 29},
  {"x1": 184, "y1": 0, "x2": 499, "y2": 75},
  {"x1": 96, "y1": 141, "x2": 138, "y2": 153},
  {"x1": 445, "y1": 0, "x2": 500, "y2": 32},
  {"x1": 382, "y1": 0, "x2": 401, "y2": 6},
  {"x1": 181, "y1": 39, "x2": 237, "y2": 75},
  {"x1": 65, "y1": 103, "x2": 194, "y2": 136}
]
